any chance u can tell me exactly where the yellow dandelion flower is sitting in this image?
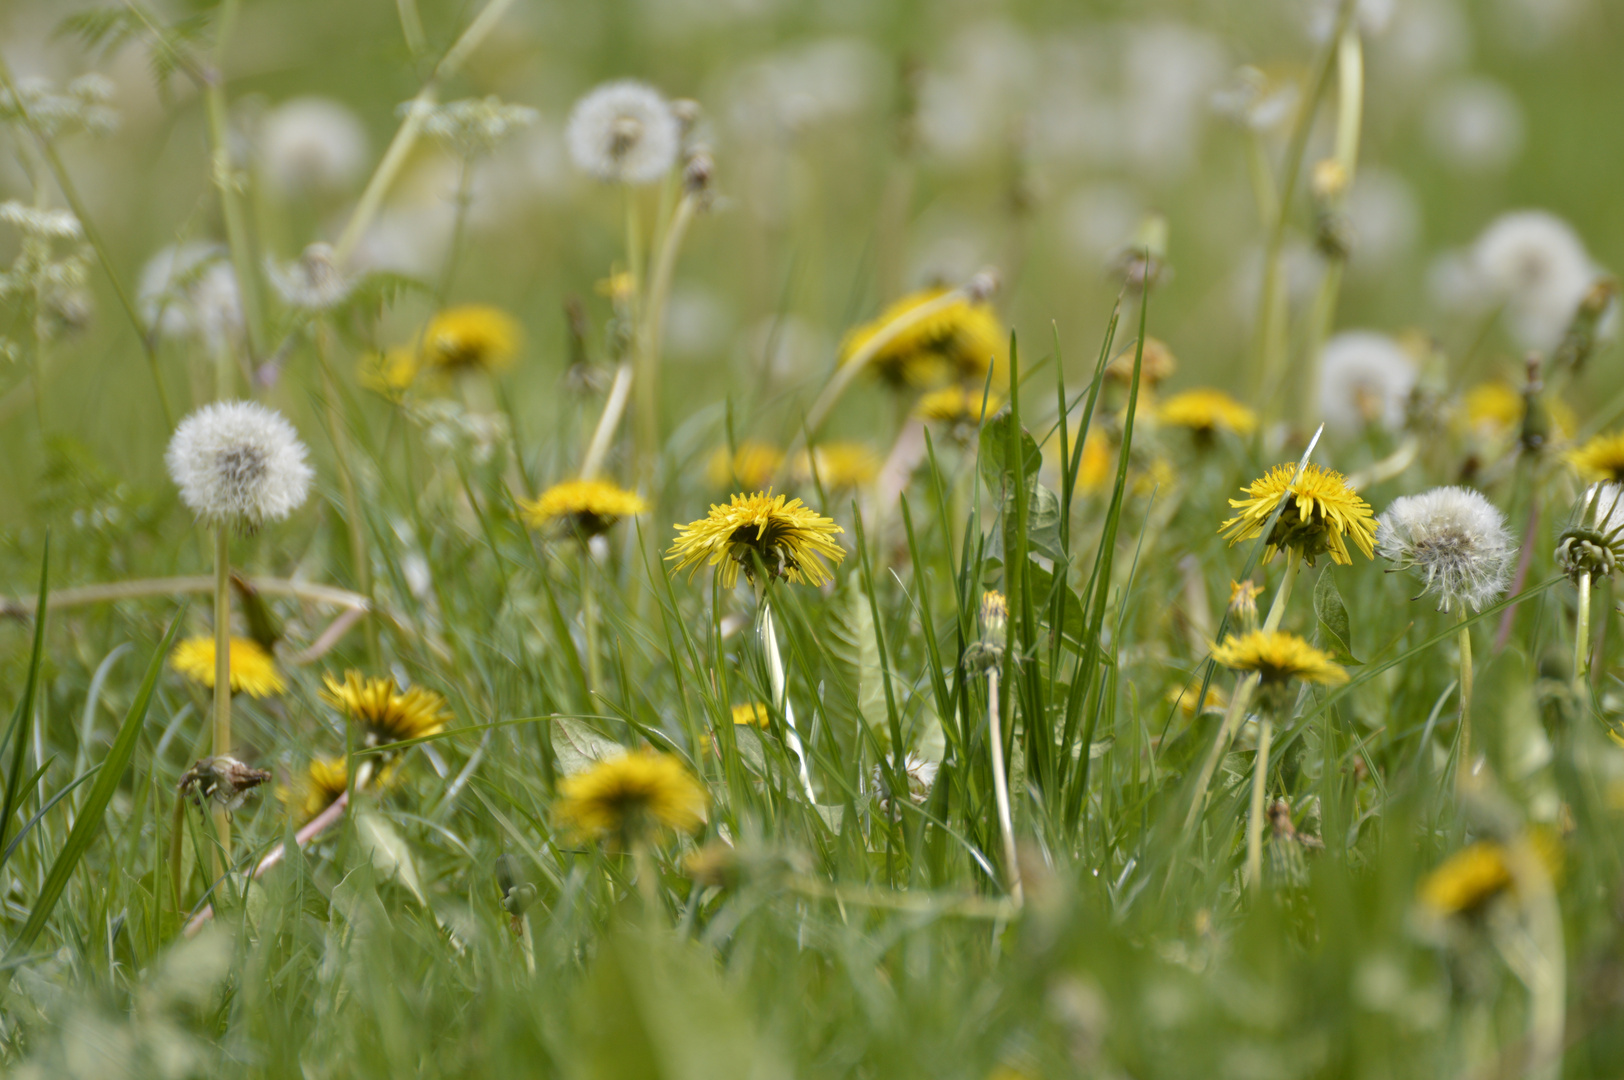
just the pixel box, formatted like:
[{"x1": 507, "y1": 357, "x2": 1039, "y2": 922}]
[
  {"x1": 595, "y1": 270, "x2": 636, "y2": 306},
  {"x1": 838, "y1": 287, "x2": 1006, "y2": 388},
  {"x1": 668, "y1": 491, "x2": 847, "y2": 589},
  {"x1": 553, "y1": 748, "x2": 707, "y2": 841},
  {"x1": 358, "y1": 345, "x2": 421, "y2": 398},
  {"x1": 793, "y1": 442, "x2": 880, "y2": 490},
  {"x1": 1169, "y1": 677, "x2": 1229, "y2": 717},
  {"x1": 914, "y1": 384, "x2": 1003, "y2": 427},
  {"x1": 731, "y1": 703, "x2": 770, "y2": 727},
  {"x1": 519, "y1": 479, "x2": 648, "y2": 538},
  {"x1": 1418, "y1": 831, "x2": 1564, "y2": 916},
  {"x1": 1078, "y1": 430, "x2": 1114, "y2": 494},
  {"x1": 1463, "y1": 382, "x2": 1577, "y2": 441},
  {"x1": 1158, "y1": 388, "x2": 1258, "y2": 437},
  {"x1": 1210, "y1": 630, "x2": 1348, "y2": 687},
  {"x1": 1219, "y1": 463, "x2": 1377, "y2": 566},
  {"x1": 1105, "y1": 336, "x2": 1178, "y2": 387},
  {"x1": 170, "y1": 635, "x2": 286, "y2": 698},
  {"x1": 1569, "y1": 431, "x2": 1624, "y2": 483},
  {"x1": 321, "y1": 671, "x2": 450, "y2": 749},
  {"x1": 707, "y1": 441, "x2": 784, "y2": 490},
  {"x1": 421, "y1": 304, "x2": 521, "y2": 373},
  {"x1": 277, "y1": 757, "x2": 351, "y2": 823}
]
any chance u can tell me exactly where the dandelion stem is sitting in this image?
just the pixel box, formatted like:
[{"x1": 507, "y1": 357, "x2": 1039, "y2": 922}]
[
  {"x1": 1457, "y1": 606, "x2": 1476, "y2": 791},
  {"x1": 580, "y1": 547, "x2": 603, "y2": 690},
  {"x1": 1244, "y1": 710, "x2": 1275, "y2": 893},
  {"x1": 760, "y1": 600, "x2": 817, "y2": 802},
  {"x1": 1507, "y1": 834, "x2": 1566, "y2": 1080},
  {"x1": 210, "y1": 527, "x2": 233, "y2": 872},
  {"x1": 986, "y1": 668, "x2": 1023, "y2": 905},
  {"x1": 580, "y1": 362, "x2": 634, "y2": 480},
  {"x1": 635, "y1": 192, "x2": 699, "y2": 477},
  {"x1": 1575, "y1": 571, "x2": 1592, "y2": 702},
  {"x1": 1262, "y1": 555, "x2": 1301, "y2": 634}
]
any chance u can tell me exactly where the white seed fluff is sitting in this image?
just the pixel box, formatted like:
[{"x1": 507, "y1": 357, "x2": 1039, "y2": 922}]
[
  {"x1": 1472, "y1": 209, "x2": 1596, "y2": 350},
  {"x1": 258, "y1": 97, "x2": 369, "y2": 194},
  {"x1": 166, "y1": 401, "x2": 314, "y2": 529},
  {"x1": 565, "y1": 80, "x2": 680, "y2": 185},
  {"x1": 1377, "y1": 486, "x2": 1515, "y2": 612},
  {"x1": 138, "y1": 242, "x2": 243, "y2": 350},
  {"x1": 1318, "y1": 330, "x2": 1417, "y2": 435}
]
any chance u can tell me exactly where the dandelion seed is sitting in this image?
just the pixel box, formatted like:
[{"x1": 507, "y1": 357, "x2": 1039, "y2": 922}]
[
  {"x1": 553, "y1": 749, "x2": 706, "y2": 841},
  {"x1": 838, "y1": 287, "x2": 1005, "y2": 389},
  {"x1": 1318, "y1": 331, "x2": 1417, "y2": 434},
  {"x1": 667, "y1": 491, "x2": 846, "y2": 589},
  {"x1": 1211, "y1": 630, "x2": 1348, "y2": 688},
  {"x1": 1220, "y1": 463, "x2": 1377, "y2": 567},
  {"x1": 707, "y1": 441, "x2": 784, "y2": 490},
  {"x1": 170, "y1": 635, "x2": 286, "y2": 698},
  {"x1": 258, "y1": 97, "x2": 369, "y2": 194},
  {"x1": 792, "y1": 442, "x2": 880, "y2": 490},
  {"x1": 519, "y1": 479, "x2": 648, "y2": 538},
  {"x1": 165, "y1": 401, "x2": 313, "y2": 530},
  {"x1": 321, "y1": 671, "x2": 450, "y2": 750},
  {"x1": 1377, "y1": 487, "x2": 1515, "y2": 613},
  {"x1": 1157, "y1": 388, "x2": 1257, "y2": 438},
  {"x1": 421, "y1": 304, "x2": 521, "y2": 373},
  {"x1": 566, "y1": 80, "x2": 681, "y2": 185}
]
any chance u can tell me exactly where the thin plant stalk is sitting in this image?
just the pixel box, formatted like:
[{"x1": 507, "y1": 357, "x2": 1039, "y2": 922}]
[
  {"x1": 580, "y1": 547, "x2": 603, "y2": 690},
  {"x1": 580, "y1": 362, "x2": 634, "y2": 480},
  {"x1": 636, "y1": 192, "x2": 699, "y2": 470},
  {"x1": 202, "y1": 0, "x2": 264, "y2": 363},
  {"x1": 1575, "y1": 571, "x2": 1592, "y2": 700},
  {"x1": 210, "y1": 528, "x2": 233, "y2": 873},
  {"x1": 1457, "y1": 606, "x2": 1476, "y2": 790},
  {"x1": 985, "y1": 667, "x2": 1023, "y2": 904},
  {"x1": 1244, "y1": 705, "x2": 1277, "y2": 892},
  {"x1": 760, "y1": 600, "x2": 816, "y2": 802}
]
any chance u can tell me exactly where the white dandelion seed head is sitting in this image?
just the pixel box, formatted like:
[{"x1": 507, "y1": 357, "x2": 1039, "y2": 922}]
[
  {"x1": 565, "y1": 80, "x2": 680, "y2": 185},
  {"x1": 1318, "y1": 330, "x2": 1417, "y2": 434},
  {"x1": 165, "y1": 401, "x2": 314, "y2": 529},
  {"x1": 138, "y1": 242, "x2": 243, "y2": 349},
  {"x1": 1472, "y1": 210, "x2": 1598, "y2": 351},
  {"x1": 1377, "y1": 486, "x2": 1515, "y2": 612},
  {"x1": 266, "y1": 242, "x2": 353, "y2": 311},
  {"x1": 1425, "y1": 79, "x2": 1524, "y2": 174},
  {"x1": 258, "y1": 97, "x2": 369, "y2": 194}
]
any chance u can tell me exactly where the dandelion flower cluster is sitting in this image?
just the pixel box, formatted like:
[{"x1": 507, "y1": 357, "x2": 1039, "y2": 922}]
[
  {"x1": 165, "y1": 401, "x2": 314, "y2": 530},
  {"x1": 839, "y1": 287, "x2": 1005, "y2": 389},
  {"x1": 170, "y1": 635, "x2": 286, "y2": 698},
  {"x1": 321, "y1": 671, "x2": 450, "y2": 749},
  {"x1": 1376, "y1": 486, "x2": 1515, "y2": 612},
  {"x1": 421, "y1": 304, "x2": 521, "y2": 373},
  {"x1": 520, "y1": 479, "x2": 648, "y2": 538},
  {"x1": 668, "y1": 491, "x2": 846, "y2": 588},
  {"x1": 1157, "y1": 388, "x2": 1257, "y2": 437},
  {"x1": 1211, "y1": 630, "x2": 1348, "y2": 687},
  {"x1": 1220, "y1": 463, "x2": 1377, "y2": 566},
  {"x1": 566, "y1": 80, "x2": 681, "y2": 185},
  {"x1": 553, "y1": 749, "x2": 707, "y2": 841}
]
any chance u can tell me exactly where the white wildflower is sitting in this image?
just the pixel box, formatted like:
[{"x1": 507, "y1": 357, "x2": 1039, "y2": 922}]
[
  {"x1": 0, "y1": 75, "x2": 118, "y2": 138},
  {"x1": 409, "y1": 399, "x2": 509, "y2": 467},
  {"x1": 411, "y1": 96, "x2": 540, "y2": 157},
  {"x1": 138, "y1": 243, "x2": 243, "y2": 350},
  {"x1": 1209, "y1": 66, "x2": 1297, "y2": 132},
  {"x1": 266, "y1": 242, "x2": 352, "y2": 311},
  {"x1": 1472, "y1": 210, "x2": 1598, "y2": 351},
  {"x1": 1318, "y1": 331, "x2": 1417, "y2": 434},
  {"x1": 165, "y1": 401, "x2": 314, "y2": 529},
  {"x1": 1425, "y1": 79, "x2": 1524, "y2": 173},
  {"x1": 258, "y1": 97, "x2": 369, "y2": 194},
  {"x1": 565, "y1": 80, "x2": 681, "y2": 184},
  {"x1": 0, "y1": 201, "x2": 83, "y2": 241},
  {"x1": 1378, "y1": 487, "x2": 1515, "y2": 612}
]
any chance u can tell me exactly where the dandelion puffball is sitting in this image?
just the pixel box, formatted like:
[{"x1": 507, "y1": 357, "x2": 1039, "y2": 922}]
[
  {"x1": 1377, "y1": 486, "x2": 1515, "y2": 612},
  {"x1": 1318, "y1": 330, "x2": 1416, "y2": 435},
  {"x1": 1472, "y1": 210, "x2": 1596, "y2": 350},
  {"x1": 258, "y1": 96, "x2": 369, "y2": 194},
  {"x1": 138, "y1": 242, "x2": 243, "y2": 349},
  {"x1": 166, "y1": 401, "x2": 314, "y2": 529},
  {"x1": 565, "y1": 80, "x2": 681, "y2": 185}
]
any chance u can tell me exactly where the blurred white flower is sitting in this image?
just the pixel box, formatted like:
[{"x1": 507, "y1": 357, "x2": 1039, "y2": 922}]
[
  {"x1": 266, "y1": 242, "x2": 353, "y2": 311},
  {"x1": 662, "y1": 285, "x2": 730, "y2": 360},
  {"x1": 1425, "y1": 79, "x2": 1523, "y2": 173},
  {"x1": 1210, "y1": 66, "x2": 1298, "y2": 132},
  {"x1": 166, "y1": 400, "x2": 314, "y2": 529},
  {"x1": 1318, "y1": 330, "x2": 1417, "y2": 434},
  {"x1": 1473, "y1": 210, "x2": 1597, "y2": 350},
  {"x1": 723, "y1": 38, "x2": 882, "y2": 139},
  {"x1": 565, "y1": 80, "x2": 680, "y2": 185},
  {"x1": 1490, "y1": 0, "x2": 1587, "y2": 53},
  {"x1": 138, "y1": 242, "x2": 243, "y2": 350},
  {"x1": 1118, "y1": 23, "x2": 1225, "y2": 177},
  {"x1": 1345, "y1": 169, "x2": 1421, "y2": 272},
  {"x1": 1426, "y1": 248, "x2": 1488, "y2": 316},
  {"x1": 1380, "y1": 0, "x2": 1472, "y2": 84},
  {"x1": 412, "y1": 95, "x2": 539, "y2": 158},
  {"x1": 917, "y1": 21, "x2": 1037, "y2": 163},
  {"x1": 258, "y1": 97, "x2": 369, "y2": 194},
  {"x1": 1377, "y1": 486, "x2": 1514, "y2": 612}
]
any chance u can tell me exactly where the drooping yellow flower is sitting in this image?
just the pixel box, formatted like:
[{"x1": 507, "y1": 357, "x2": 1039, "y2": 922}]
[
  {"x1": 1568, "y1": 431, "x2": 1624, "y2": 482},
  {"x1": 668, "y1": 491, "x2": 847, "y2": 589},
  {"x1": 1418, "y1": 831, "x2": 1563, "y2": 916},
  {"x1": 321, "y1": 671, "x2": 450, "y2": 749},
  {"x1": 1210, "y1": 630, "x2": 1348, "y2": 687},
  {"x1": 838, "y1": 287, "x2": 1005, "y2": 388},
  {"x1": 1158, "y1": 388, "x2": 1258, "y2": 437},
  {"x1": 358, "y1": 346, "x2": 421, "y2": 398},
  {"x1": 553, "y1": 748, "x2": 707, "y2": 841},
  {"x1": 707, "y1": 441, "x2": 784, "y2": 490},
  {"x1": 170, "y1": 635, "x2": 286, "y2": 698},
  {"x1": 792, "y1": 442, "x2": 880, "y2": 490},
  {"x1": 1219, "y1": 463, "x2": 1377, "y2": 566},
  {"x1": 519, "y1": 479, "x2": 648, "y2": 538},
  {"x1": 421, "y1": 304, "x2": 521, "y2": 373},
  {"x1": 731, "y1": 703, "x2": 770, "y2": 728},
  {"x1": 914, "y1": 384, "x2": 1003, "y2": 427}
]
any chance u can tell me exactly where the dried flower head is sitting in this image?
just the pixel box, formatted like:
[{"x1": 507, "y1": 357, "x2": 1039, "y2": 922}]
[
  {"x1": 170, "y1": 635, "x2": 286, "y2": 698},
  {"x1": 1377, "y1": 487, "x2": 1515, "y2": 612},
  {"x1": 321, "y1": 671, "x2": 450, "y2": 750},
  {"x1": 553, "y1": 748, "x2": 707, "y2": 841},
  {"x1": 731, "y1": 703, "x2": 771, "y2": 728},
  {"x1": 421, "y1": 304, "x2": 521, "y2": 373},
  {"x1": 1210, "y1": 630, "x2": 1348, "y2": 687},
  {"x1": 792, "y1": 442, "x2": 880, "y2": 490},
  {"x1": 258, "y1": 97, "x2": 368, "y2": 194},
  {"x1": 914, "y1": 384, "x2": 1002, "y2": 430},
  {"x1": 668, "y1": 491, "x2": 846, "y2": 589},
  {"x1": 1157, "y1": 388, "x2": 1257, "y2": 437},
  {"x1": 519, "y1": 479, "x2": 648, "y2": 538},
  {"x1": 1220, "y1": 463, "x2": 1377, "y2": 567},
  {"x1": 1555, "y1": 483, "x2": 1624, "y2": 583},
  {"x1": 707, "y1": 441, "x2": 784, "y2": 490},
  {"x1": 1318, "y1": 331, "x2": 1416, "y2": 434},
  {"x1": 566, "y1": 80, "x2": 681, "y2": 185},
  {"x1": 838, "y1": 287, "x2": 1006, "y2": 388},
  {"x1": 165, "y1": 401, "x2": 314, "y2": 529},
  {"x1": 177, "y1": 755, "x2": 272, "y2": 811}
]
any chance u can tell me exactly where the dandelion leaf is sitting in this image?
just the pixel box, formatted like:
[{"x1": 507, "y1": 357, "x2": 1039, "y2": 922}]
[
  {"x1": 551, "y1": 717, "x2": 624, "y2": 776},
  {"x1": 1313, "y1": 567, "x2": 1362, "y2": 666}
]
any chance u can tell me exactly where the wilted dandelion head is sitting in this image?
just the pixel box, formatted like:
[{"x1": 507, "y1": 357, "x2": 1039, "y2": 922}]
[
  {"x1": 566, "y1": 80, "x2": 681, "y2": 185},
  {"x1": 914, "y1": 384, "x2": 1002, "y2": 430},
  {"x1": 258, "y1": 97, "x2": 369, "y2": 194},
  {"x1": 1219, "y1": 463, "x2": 1377, "y2": 567},
  {"x1": 1567, "y1": 431, "x2": 1624, "y2": 483},
  {"x1": 321, "y1": 671, "x2": 450, "y2": 750},
  {"x1": 1555, "y1": 483, "x2": 1624, "y2": 583},
  {"x1": 1229, "y1": 579, "x2": 1261, "y2": 627},
  {"x1": 1473, "y1": 209, "x2": 1596, "y2": 350},
  {"x1": 980, "y1": 590, "x2": 1009, "y2": 641},
  {"x1": 554, "y1": 749, "x2": 706, "y2": 841},
  {"x1": 707, "y1": 441, "x2": 783, "y2": 490},
  {"x1": 165, "y1": 401, "x2": 313, "y2": 530},
  {"x1": 792, "y1": 442, "x2": 880, "y2": 490},
  {"x1": 1377, "y1": 486, "x2": 1514, "y2": 612},
  {"x1": 839, "y1": 287, "x2": 1005, "y2": 389},
  {"x1": 667, "y1": 491, "x2": 846, "y2": 589},
  {"x1": 421, "y1": 304, "x2": 521, "y2": 373},
  {"x1": 519, "y1": 479, "x2": 648, "y2": 538},
  {"x1": 170, "y1": 635, "x2": 286, "y2": 698},
  {"x1": 1210, "y1": 629, "x2": 1348, "y2": 688},
  {"x1": 1157, "y1": 388, "x2": 1257, "y2": 437},
  {"x1": 1318, "y1": 331, "x2": 1416, "y2": 434}
]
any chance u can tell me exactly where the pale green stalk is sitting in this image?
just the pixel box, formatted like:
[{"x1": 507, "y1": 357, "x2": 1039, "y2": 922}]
[
  {"x1": 202, "y1": 0, "x2": 265, "y2": 364},
  {"x1": 1575, "y1": 571, "x2": 1592, "y2": 700},
  {"x1": 1244, "y1": 708, "x2": 1276, "y2": 892},
  {"x1": 986, "y1": 668, "x2": 1023, "y2": 905},
  {"x1": 211, "y1": 527, "x2": 232, "y2": 874},
  {"x1": 315, "y1": 326, "x2": 380, "y2": 666},
  {"x1": 760, "y1": 599, "x2": 816, "y2": 802},
  {"x1": 1457, "y1": 607, "x2": 1476, "y2": 790}
]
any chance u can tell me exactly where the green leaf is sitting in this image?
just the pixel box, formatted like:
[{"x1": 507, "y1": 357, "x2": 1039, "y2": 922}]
[
  {"x1": 5, "y1": 608, "x2": 183, "y2": 964},
  {"x1": 1314, "y1": 567, "x2": 1362, "y2": 666},
  {"x1": 977, "y1": 411, "x2": 1041, "y2": 499},
  {"x1": 354, "y1": 809, "x2": 426, "y2": 906},
  {"x1": 551, "y1": 717, "x2": 624, "y2": 776},
  {"x1": 0, "y1": 541, "x2": 49, "y2": 858},
  {"x1": 1026, "y1": 483, "x2": 1065, "y2": 562}
]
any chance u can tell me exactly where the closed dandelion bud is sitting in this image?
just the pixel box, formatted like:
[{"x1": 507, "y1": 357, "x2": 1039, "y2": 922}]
[
  {"x1": 1555, "y1": 483, "x2": 1624, "y2": 584},
  {"x1": 1315, "y1": 209, "x2": 1354, "y2": 261},
  {"x1": 979, "y1": 589, "x2": 1009, "y2": 645},
  {"x1": 1311, "y1": 158, "x2": 1349, "y2": 201},
  {"x1": 1229, "y1": 579, "x2": 1261, "y2": 631}
]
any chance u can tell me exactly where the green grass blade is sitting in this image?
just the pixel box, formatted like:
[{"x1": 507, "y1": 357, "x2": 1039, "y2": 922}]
[{"x1": 0, "y1": 540, "x2": 50, "y2": 858}]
